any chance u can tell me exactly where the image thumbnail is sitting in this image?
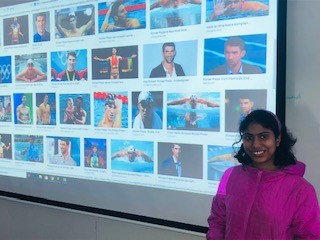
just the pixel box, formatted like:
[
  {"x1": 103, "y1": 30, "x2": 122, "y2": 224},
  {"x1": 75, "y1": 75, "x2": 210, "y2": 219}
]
[
  {"x1": 207, "y1": 145, "x2": 239, "y2": 181},
  {"x1": 92, "y1": 46, "x2": 138, "y2": 80},
  {"x1": 35, "y1": 93, "x2": 56, "y2": 125},
  {"x1": 51, "y1": 50, "x2": 87, "y2": 81},
  {"x1": 167, "y1": 92, "x2": 220, "y2": 131},
  {"x1": 0, "y1": 56, "x2": 12, "y2": 84},
  {"x1": 132, "y1": 91, "x2": 163, "y2": 130},
  {"x1": 150, "y1": 0, "x2": 201, "y2": 29},
  {"x1": 14, "y1": 135, "x2": 44, "y2": 163},
  {"x1": 84, "y1": 138, "x2": 107, "y2": 169},
  {"x1": 204, "y1": 34, "x2": 266, "y2": 75},
  {"x1": 144, "y1": 41, "x2": 197, "y2": 78},
  {"x1": 225, "y1": 89, "x2": 267, "y2": 132},
  {"x1": 98, "y1": 0, "x2": 146, "y2": 33},
  {"x1": 33, "y1": 12, "x2": 50, "y2": 42},
  {"x1": 14, "y1": 93, "x2": 33, "y2": 125},
  {"x1": 206, "y1": 0, "x2": 269, "y2": 22},
  {"x1": 3, "y1": 15, "x2": 29, "y2": 45},
  {"x1": 94, "y1": 92, "x2": 128, "y2": 128},
  {"x1": 158, "y1": 142, "x2": 203, "y2": 179},
  {"x1": 111, "y1": 139, "x2": 154, "y2": 173},
  {"x1": 15, "y1": 53, "x2": 47, "y2": 83},
  {"x1": 0, "y1": 134, "x2": 12, "y2": 160},
  {"x1": 0, "y1": 96, "x2": 12, "y2": 122},
  {"x1": 55, "y1": 4, "x2": 95, "y2": 38},
  {"x1": 59, "y1": 94, "x2": 90, "y2": 125},
  {"x1": 47, "y1": 136, "x2": 80, "y2": 166}
]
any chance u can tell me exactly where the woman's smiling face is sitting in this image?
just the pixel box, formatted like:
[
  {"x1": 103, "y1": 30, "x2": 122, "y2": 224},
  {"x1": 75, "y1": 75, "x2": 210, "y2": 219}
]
[{"x1": 242, "y1": 122, "x2": 281, "y2": 171}]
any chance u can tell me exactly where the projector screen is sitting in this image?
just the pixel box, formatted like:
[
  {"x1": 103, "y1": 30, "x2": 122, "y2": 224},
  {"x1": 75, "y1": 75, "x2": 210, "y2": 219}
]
[{"x1": 0, "y1": 0, "x2": 286, "y2": 231}]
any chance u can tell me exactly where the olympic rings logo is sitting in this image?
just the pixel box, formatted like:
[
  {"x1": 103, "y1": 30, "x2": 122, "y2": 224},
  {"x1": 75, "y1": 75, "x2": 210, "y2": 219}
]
[{"x1": 0, "y1": 64, "x2": 11, "y2": 80}]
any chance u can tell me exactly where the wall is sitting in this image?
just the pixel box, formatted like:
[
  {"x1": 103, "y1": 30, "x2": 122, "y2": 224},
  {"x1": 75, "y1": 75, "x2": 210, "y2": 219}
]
[
  {"x1": 0, "y1": 1, "x2": 318, "y2": 239},
  {"x1": 286, "y1": 0, "x2": 320, "y2": 201},
  {"x1": 0, "y1": 196, "x2": 205, "y2": 240}
]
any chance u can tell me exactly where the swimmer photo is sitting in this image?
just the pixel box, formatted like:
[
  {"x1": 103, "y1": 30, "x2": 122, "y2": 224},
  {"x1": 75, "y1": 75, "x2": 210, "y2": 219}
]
[
  {"x1": 15, "y1": 53, "x2": 47, "y2": 83},
  {"x1": 14, "y1": 134, "x2": 44, "y2": 163},
  {"x1": 98, "y1": 0, "x2": 146, "y2": 33},
  {"x1": 225, "y1": 89, "x2": 267, "y2": 132},
  {"x1": 35, "y1": 93, "x2": 56, "y2": 125},
  {"x1": 207, "y1": 145, "x2": 239, "y2": 181},
  {"x1": 206, "y1": 0, "x2": 269, "y2": 22},
  {"x1": 59, "y1": 94, "x2": 91, "y2": 125},
  {"x1": 94, "y1": 91, "x2": 128, "y2": 128},
  {"x1": 158, "y1": 142, "x2": 203, "y2": 179},
  {"x1": 55, "y1": 4, "x2": 95, "y2": 39},
  {"x1": 0, "y1": 133, "x2": 12, "y2": 160},
  {"x1": 111, "y1": 139, "x2": 154, "y2": 173},
  {"x1": 92, "y1": 46, "x2": 138, "y2": 80},
  {"x1": 132, "y1": 91, "x2": 163, "y2": 130},
  {"x1": 204, "y1": 34, "x2": 266, "y2": 76},
  {"x1": 150, "y1": 0, "x2": 201, "y2": 29},
  {"x1": 167, "y1": 92, "x2": 220, "y2": 131},
  {"x1": 84, "y1": 138, "x2": 107, "y2": 169},
  {"x1": 51, "y1": 49, "x2": 88, "y2": 81},
  {"x1": 3, "y1": 15, "x2": 29, "y2": 46},
  {"x1": 0, "y1": 95, "x2": 12, "y2": 122},
  {"x1": 0, "y1": 56, "x2": 12, "y2": 84},
  {"x1": 46, "y1": 136, "x2": 80, "y2": 166},
  {"x1": 143, "y1": 40, "x2": 197, "y2": 78},
  {"x1": 13, "y1": 93, "x2": 33, "y2": 125}
]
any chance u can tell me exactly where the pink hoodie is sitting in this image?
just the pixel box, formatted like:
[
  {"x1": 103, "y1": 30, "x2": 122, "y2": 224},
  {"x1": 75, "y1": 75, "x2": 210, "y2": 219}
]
[{"x1": 207, "y1": 161, "x2": 320, "y2": 239}]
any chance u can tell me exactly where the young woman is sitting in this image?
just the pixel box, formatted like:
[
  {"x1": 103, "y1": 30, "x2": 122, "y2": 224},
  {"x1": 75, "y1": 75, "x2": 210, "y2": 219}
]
[{"x1": 207, "y1": 109, "x2": 320, "y2": 239}]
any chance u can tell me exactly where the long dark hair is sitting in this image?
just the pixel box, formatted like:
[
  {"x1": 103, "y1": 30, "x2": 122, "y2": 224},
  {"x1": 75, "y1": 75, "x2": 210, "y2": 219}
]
[{"x1": 234, "y1": 109, "x2": 297, "y2": 167}]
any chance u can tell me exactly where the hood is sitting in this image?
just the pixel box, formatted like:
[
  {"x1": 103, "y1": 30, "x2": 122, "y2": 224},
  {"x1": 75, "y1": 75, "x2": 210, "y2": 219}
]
[{"x1": 282, "y1": 161, "x2": 305, "y2": 177}]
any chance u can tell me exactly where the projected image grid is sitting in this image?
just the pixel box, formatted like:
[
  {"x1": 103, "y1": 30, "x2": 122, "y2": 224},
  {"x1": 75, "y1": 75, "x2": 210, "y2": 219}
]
[{"x1": 0, "y1": 0, "x2": 273, "y2": 196}]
